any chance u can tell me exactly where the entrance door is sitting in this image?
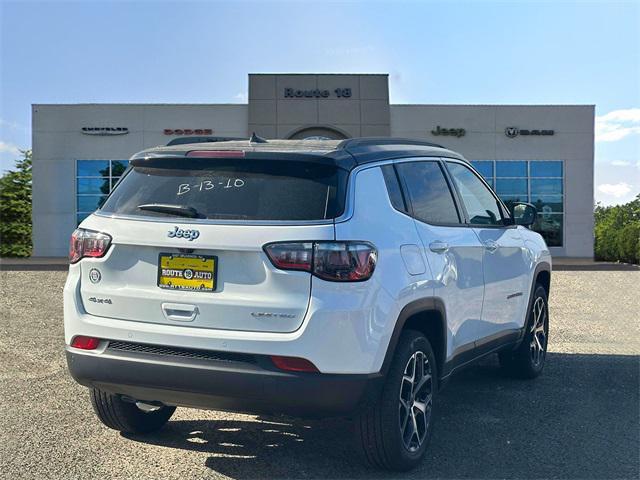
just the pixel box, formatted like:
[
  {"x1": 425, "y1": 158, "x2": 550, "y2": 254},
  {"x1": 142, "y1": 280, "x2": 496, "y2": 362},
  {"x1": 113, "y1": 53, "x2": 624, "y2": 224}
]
[{"x1": 288, "y1": 127, "x2": 347, "y2": 140}]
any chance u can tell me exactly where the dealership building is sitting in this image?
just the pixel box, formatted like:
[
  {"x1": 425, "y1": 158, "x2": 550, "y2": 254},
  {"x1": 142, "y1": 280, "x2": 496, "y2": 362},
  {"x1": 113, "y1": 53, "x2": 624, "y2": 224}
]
[{"x1": 32, "y1": 73, "x2": 595, "y2": 258}]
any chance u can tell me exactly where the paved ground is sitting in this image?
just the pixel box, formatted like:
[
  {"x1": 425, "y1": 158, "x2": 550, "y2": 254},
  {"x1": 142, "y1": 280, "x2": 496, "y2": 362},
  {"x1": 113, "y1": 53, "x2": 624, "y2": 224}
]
[{"x1": 1, "y1": 270, "x2": 638, "y2": 479}]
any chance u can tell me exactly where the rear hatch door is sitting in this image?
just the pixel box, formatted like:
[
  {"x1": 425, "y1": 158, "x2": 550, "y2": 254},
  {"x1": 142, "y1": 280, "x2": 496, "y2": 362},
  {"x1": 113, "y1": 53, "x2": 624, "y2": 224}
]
[{"x1": 78, "y1": 153, "x2": 346, "y2": 333}]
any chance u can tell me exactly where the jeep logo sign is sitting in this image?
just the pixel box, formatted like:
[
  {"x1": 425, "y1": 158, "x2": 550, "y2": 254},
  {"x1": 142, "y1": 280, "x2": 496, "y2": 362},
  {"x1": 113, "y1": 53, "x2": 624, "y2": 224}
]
[
  {"x1": 167, "y1": 226, "x2": 200, "y2": 241},
  {"x1": 431, "y1": 126, "x2": 466, "y2": 138},
  {"x1": 505, "y1": 127, "x2": 554, "y2": 138}
]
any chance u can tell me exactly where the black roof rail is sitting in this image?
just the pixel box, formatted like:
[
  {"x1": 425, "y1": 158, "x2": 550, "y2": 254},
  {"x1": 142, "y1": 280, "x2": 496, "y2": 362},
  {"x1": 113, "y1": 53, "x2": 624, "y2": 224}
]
[
  {"x1": 166, "y1": 136, "x2": 245, "y2": 146},
  {"x1": 338, "y1": 137, "x2": 445, "y2": 150}
]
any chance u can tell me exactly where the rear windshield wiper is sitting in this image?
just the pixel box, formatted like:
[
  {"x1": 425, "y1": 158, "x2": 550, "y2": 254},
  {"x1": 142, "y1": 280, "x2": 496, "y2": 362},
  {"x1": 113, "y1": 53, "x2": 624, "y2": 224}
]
[{"x1": 137, "y1": 203, "x2": 200, "y2": 218}]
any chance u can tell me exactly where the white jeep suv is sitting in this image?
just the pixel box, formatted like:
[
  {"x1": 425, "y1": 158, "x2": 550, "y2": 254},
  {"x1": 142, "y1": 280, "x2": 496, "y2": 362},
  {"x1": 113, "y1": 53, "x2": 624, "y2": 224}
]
[{"x1": 65, "y1": 137, "x2": 551, "y2": 471}]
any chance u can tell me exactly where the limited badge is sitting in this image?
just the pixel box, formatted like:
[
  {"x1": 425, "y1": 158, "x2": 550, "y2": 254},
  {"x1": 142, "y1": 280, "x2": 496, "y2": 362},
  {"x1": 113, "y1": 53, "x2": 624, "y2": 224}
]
[{"x1": 89, "y1": 268, "x2": 102, "y2": 284}]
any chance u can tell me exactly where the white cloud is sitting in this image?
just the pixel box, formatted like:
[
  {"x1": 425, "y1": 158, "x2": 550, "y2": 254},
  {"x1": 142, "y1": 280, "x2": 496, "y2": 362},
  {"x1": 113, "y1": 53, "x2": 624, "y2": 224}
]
[
  {"x1": 0, "y1": 141, "x2": 21, "y2": 156},
  {"x1": 595, "y1": 108, "x2": 640, "y2": 142},
  {"x1": 233, "y1": 92, "x2": 248, "y2": 103},
  {"x1": 610, "y1": 160, "x2": 631, "y2": 166},
  {"x1": 597, "y1": 182, "x2": 633, "y2": 198}
]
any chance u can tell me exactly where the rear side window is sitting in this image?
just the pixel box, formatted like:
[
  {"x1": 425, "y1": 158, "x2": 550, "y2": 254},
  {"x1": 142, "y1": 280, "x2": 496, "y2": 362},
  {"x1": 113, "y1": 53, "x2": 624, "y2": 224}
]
[
  {"x1": 381, "y1": 165, "x2": 408, "y2": 213},
  {"x1": 100, "y1": 159, "x2": 347, "y2": 221},
  {"x1": 395, "y1": 161, "x2": 461, "y2": 225}
]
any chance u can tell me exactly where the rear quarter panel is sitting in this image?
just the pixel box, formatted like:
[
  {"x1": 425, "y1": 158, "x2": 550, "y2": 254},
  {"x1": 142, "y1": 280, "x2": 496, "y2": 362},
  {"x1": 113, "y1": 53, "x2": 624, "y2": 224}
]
[{"x1": 329, "y1": 166, "x2": 435, "y2": 373}]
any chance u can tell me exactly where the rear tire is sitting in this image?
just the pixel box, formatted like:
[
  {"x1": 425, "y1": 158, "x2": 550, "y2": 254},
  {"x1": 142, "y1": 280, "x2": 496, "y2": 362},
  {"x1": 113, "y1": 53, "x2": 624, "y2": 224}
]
[
  {"x1": 90, "y1": 388, "x2": 176, "y2": 434},
  {"x1": 355, "y1": 330, "x2": 437, "y2": 471},
  {"x1": 499, "y1": 284, "x2": 549, "y2": 379}
]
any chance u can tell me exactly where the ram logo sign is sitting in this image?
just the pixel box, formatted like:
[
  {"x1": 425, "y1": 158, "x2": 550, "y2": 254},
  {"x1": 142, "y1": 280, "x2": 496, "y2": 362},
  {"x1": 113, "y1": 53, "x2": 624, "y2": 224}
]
[{"x1": 505, "y1": 127, "x2": 554, "y2": 138}]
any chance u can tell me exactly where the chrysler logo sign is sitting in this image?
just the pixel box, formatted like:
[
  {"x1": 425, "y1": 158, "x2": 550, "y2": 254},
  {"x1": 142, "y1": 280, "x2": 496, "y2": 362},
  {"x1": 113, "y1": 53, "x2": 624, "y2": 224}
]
[
  {"x1": 81, "y1": 127, "x2": 129, "y2": 135},
  {"x1": 505, "y1": 127, "x2": 554, "y2": 138}
]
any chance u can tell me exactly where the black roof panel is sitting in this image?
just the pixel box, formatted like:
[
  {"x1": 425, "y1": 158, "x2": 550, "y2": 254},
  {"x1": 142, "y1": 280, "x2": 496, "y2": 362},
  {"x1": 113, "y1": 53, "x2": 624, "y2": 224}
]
[{"x1": 132, "y1": 137, "x2": 466, "y2": 169}]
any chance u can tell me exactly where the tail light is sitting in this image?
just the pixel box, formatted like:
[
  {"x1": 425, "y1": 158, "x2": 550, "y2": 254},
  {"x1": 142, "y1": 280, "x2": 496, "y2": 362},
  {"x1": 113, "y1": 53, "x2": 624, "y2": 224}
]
[
  {"x1": 271, "y1": 355, "x2": 319, "y2": 373},
  {"x1": 69, "y1": 229, "x2": 112, "y2": 263},
  {"x1": 70, "y1": 335, "x2": 100, "y2": 350},
  {"x1": 263, "y1": 242, "x2": 313, "y2": 271},
  {"x1": 186, "y1": 150, "x2": 245, "y2": 158},
  {"x1": 264, "y1": 241, "x2": 377, "y2": 282}
]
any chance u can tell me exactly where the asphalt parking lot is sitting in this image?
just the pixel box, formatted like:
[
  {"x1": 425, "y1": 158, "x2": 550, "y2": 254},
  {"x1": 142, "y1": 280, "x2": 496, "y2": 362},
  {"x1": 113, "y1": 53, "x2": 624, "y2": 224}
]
[{"x1": 1, "y1": 269, "x2": 638, "y2": 479}]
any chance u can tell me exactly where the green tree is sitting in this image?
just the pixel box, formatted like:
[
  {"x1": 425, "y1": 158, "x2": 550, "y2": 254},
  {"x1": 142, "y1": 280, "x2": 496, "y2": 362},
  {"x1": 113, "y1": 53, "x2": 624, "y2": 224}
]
[
  {"x1": 594, "y1": 194, "x2": 640, "y2": 264},
  {"x1": 0, "y1": 149, "x2": 32, "y2": 257}
]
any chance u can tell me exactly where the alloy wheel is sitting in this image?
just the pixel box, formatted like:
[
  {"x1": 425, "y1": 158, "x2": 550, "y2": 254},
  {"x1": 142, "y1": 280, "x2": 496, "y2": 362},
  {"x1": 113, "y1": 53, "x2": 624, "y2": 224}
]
[
  {"x1": 398, "y1": 350, "x2": 433, "y2": 452},
  {"x1": 530, "y1": 297, "x2": 548, "y2": 367}
]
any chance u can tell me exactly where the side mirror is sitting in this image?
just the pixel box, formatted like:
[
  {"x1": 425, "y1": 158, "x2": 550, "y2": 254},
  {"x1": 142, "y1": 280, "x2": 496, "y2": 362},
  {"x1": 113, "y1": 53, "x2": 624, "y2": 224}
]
[{"x1": 511, "y1": 202, "x2": 537, "y2": 227}]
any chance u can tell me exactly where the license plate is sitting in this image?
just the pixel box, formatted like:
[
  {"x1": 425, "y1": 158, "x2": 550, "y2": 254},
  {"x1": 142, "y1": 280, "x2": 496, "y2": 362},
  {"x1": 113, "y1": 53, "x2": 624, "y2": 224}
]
[{"x1": 157, "y1": 253, "x2": 217, "y2": 292}]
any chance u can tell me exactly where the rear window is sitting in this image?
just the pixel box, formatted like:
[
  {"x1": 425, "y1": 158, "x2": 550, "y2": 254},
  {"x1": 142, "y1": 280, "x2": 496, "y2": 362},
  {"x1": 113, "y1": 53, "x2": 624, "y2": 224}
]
[{"x1": 99, "y1": 159, "x2": 347, "y2": 221}]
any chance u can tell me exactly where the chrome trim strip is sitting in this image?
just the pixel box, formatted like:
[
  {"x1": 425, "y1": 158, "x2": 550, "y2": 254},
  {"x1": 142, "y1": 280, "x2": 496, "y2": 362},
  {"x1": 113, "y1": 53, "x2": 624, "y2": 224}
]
[{"x1": 91, "y1": 211, "x2": 336, "y2": 226}]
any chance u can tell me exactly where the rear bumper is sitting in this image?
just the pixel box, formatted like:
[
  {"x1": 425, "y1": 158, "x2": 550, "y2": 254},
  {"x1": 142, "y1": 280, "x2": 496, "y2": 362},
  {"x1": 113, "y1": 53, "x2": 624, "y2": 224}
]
[{"x1": 66, "y1": 346, "x2": 383, "y2": 417}]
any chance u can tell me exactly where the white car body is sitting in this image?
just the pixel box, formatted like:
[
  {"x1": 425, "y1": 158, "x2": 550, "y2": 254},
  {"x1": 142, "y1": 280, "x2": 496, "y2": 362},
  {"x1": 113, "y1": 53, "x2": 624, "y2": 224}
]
[{"x1": 64, "y1": 138, "x2": 551, "y2": 419}]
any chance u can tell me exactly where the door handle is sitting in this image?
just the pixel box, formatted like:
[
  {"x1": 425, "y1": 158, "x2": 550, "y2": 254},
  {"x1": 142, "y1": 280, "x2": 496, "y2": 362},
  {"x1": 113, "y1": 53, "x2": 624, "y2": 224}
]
[
  {"x1": 483, "y1": 240, "x2": 499, "y2": 253},
  {"x1": 162, "y1": 303, "x2": 199, "y2": 322},
  {"x1": 429, "y1": 241, "x2": 449, "y2": 253}
]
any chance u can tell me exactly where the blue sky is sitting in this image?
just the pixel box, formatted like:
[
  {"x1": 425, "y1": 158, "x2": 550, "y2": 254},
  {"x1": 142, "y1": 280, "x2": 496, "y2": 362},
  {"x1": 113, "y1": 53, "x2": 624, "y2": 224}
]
[{"x1": 1, "y1": 0, "x2": 638, "y2": 205}]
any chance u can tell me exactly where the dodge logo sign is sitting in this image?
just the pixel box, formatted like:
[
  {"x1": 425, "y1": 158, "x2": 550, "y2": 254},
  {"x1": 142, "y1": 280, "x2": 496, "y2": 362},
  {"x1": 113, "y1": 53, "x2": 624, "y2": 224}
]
[
  {"x1": 505, "y1": 127, "x2": 554, "y2": 138},
  {"x1": 164, "y1": 129, "x2": 213, "y2": 136}
]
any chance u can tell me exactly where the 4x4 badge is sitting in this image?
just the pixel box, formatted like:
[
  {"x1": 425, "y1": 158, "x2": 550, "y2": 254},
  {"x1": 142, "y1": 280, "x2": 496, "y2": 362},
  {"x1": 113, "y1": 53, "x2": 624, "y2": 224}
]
[{"x1": 167, "y1": 226, "x2": 200, "y2": 241}]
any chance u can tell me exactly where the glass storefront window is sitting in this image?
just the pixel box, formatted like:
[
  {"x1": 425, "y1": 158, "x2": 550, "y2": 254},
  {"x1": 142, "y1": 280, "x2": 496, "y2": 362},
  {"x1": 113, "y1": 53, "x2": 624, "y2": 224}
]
[
  {"x1": 531, "y1": 195, "x2": 563, "y2": 213},
  {"x1": 496, "y1": 161, "x2": 527, "y2": 177},
  {"x1": 495, "y1": 178, "x2": 528, "y2": 195},
  {"x1": 530, "y1": 161, "x2": 562, "y2": 177},
  {"x1": 531, "y1": 178, "x2": 563, "y2": 195},
  {"x1": 77, "y1": 177, "x2": 110, "y2": 195},
  {"x1": 77, "y1": 195, "x2": 107, "y2": 212},
  {"x1": 471, "y1": 161, "x2": 493, "y2": 180},
  {"x1": 534, "y1": 213, "x2": 563, "y2": 247},
  {"x1": 111, "y1": 160, "x2": 129, "y2": 176},
  {"x1": 470, "y1": 160, "x2": 564, "y2": 246},
  {"x1": 77, "y1": 160, "x2": 110, "y2": 177},
  {"x1": 76, "y1": 160, "x2": 129, "y2": 224}
]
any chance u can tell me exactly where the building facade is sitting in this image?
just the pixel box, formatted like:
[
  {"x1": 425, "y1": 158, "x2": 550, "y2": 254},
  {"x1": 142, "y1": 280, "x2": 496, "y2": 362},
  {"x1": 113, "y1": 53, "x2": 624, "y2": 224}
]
[{"x1": 32, "y1": 73, "x2": 594, "y2": 257}]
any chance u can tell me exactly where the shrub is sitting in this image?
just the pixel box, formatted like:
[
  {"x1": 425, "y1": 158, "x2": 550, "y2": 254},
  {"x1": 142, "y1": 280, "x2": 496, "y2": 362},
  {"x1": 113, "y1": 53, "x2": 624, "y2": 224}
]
[
  {"x1": 0, "y1": 150, "x2": 32, "y2": 257},
  {"x1": 594, "y1": 194, "x2": 640, "y2": 264}
]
